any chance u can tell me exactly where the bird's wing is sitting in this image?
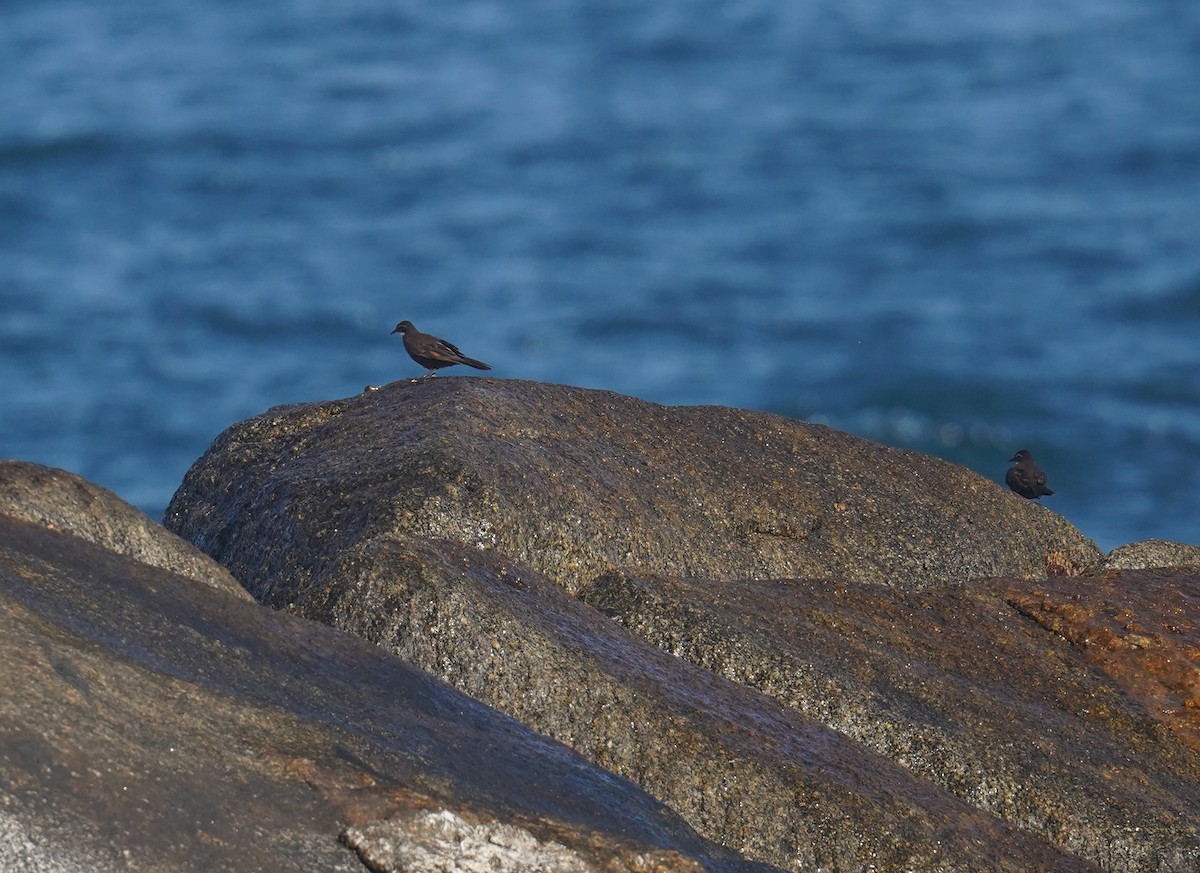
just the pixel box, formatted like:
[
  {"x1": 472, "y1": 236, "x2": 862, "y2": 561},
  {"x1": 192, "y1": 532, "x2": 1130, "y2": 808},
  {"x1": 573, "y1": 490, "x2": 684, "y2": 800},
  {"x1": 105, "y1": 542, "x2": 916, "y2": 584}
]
[{"x1": 433, "y1": 339, "x2": 468, "y2": 361}]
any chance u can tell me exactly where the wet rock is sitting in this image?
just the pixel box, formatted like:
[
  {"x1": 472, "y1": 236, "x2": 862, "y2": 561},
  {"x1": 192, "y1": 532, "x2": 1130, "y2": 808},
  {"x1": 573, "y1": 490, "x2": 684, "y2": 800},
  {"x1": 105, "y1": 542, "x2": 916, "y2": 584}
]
[
  {"x1": 0, "y1": 512, "x2": 765, "y2": 873},
  {"x1": 162, "y1": 381, "x2": 1142, "y2": 873},
  {"x1": 164, "y1": 378, "x2": 1101, "y2": 606},
  {"x1": 303, "y1": 533, "x2": 1097, "y2": 872},
  {"x1": 578, "y1": 569, "x2": 1200, "y2": 872},
  {"x1": 0, "y1": 459, "x2": 249, "y2": 600},
  {"x1": 1101, "y1": 539, "x2": 1200, "y2": 571},
  {"x1": 999, "y1": 567, "x2": 1200, "y2": 753}
]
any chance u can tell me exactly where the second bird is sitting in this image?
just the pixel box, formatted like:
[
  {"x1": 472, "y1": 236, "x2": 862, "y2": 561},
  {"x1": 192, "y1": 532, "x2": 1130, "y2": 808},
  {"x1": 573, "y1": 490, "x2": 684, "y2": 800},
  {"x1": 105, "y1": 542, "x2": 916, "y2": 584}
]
[
  {"x1": 1005, "y1": 449, "x2": 1054, "y2": 499},
  {"x1": 392, "y1": 320, "x2": 491, "y2": 378}
]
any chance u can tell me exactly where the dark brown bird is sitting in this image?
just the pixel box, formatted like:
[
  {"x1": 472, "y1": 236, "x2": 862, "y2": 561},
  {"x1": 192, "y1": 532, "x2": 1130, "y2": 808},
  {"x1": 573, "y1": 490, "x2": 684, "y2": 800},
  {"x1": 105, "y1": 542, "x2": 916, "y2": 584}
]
[
  {"x1": 1006, "y1": 449, "x2": 1054, "y2": 499},
  {"x1": 391, "y1": 320, "x2": 491, "y2": 378}
]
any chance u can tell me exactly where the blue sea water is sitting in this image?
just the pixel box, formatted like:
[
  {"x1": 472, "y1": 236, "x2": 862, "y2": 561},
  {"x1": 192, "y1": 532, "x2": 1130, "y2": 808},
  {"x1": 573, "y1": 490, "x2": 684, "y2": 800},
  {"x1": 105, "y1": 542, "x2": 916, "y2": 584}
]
[{"x1": 2, "y1": 0, "x2": 1198, "y2": 553}]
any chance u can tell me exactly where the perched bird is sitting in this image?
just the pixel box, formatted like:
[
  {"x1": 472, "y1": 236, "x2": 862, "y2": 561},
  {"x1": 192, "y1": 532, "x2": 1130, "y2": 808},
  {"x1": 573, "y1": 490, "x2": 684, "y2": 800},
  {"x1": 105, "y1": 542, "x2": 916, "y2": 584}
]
[
  {"x1": 391, "y1": 320, "x2": 491, "y2": 378},
  {"x1": 1006, "y1": 449, "x2": 1054, "y2": 499}
]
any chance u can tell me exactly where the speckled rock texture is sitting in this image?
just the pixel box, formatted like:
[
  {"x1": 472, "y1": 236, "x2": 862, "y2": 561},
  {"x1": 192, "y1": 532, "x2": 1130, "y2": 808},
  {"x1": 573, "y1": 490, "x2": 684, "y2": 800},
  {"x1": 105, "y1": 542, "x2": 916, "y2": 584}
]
[
  {"x1": 157, "y1": 378, "x2": 1172, "y2": 871},
  {"x1": 165, "y1": 378, "x2": 1100, "y2": 606},
  {"x1": 301, "y1": 533, "x2": 1097, "y2": 871},
  {"x1": 0, "y1": 511, "x2": 767, "y2": 873},
  {"x1": 0, "y1": 459, "x2": 249, "y2": 600},
  {"x1": 998, "y1": 568, "x2": 1200, "y2": 753},
  {"x1": 1101, "y1": 539, "x2": 1200, "y2": 571},
  {"x1": 578, "y1": 569, "x2": 1200, "y2": 872},
  {"x1": 341, "y1": 808, "x2": 708, "y2": 873}
]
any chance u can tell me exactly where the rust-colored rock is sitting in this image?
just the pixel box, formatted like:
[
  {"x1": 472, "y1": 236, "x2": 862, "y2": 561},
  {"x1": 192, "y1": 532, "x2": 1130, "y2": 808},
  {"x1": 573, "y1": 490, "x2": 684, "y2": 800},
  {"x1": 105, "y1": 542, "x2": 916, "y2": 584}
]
[
  {"x1": 997, "y1": 568, "x2": 1200, "y2": 752},
  {"x1": 578, "y1": 569, "x2": 1200, "y2": 871}
]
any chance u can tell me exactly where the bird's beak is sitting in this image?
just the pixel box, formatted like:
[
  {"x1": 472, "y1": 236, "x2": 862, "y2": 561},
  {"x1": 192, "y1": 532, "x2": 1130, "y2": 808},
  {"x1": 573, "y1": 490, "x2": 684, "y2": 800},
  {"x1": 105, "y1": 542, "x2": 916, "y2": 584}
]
[{"x1": 390, "y1": 327, "x2": 400, "y2": 334}]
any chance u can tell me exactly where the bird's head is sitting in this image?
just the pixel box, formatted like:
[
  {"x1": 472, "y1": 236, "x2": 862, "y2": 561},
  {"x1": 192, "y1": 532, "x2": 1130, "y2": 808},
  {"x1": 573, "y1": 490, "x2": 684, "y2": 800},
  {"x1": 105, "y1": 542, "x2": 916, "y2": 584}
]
[
  {"x1": 392, "y1": 320, "x2": 414, "y2": 335},
  {"x1": 1009, "y1": 449, "x2": 1032, "y2": 463}
]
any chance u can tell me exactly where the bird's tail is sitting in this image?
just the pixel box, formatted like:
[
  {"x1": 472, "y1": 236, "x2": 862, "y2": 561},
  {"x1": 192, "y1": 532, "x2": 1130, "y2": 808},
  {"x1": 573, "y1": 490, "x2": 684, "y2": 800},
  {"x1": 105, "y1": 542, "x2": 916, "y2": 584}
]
[{"x1": 461, "y1": 357, "x2": 491, "y2": 370}]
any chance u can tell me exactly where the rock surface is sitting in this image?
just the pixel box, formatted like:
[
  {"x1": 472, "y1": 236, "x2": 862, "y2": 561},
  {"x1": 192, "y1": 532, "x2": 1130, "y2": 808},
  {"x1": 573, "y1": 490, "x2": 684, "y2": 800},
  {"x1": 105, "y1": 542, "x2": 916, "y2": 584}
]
[
  {"x1": 164, "y1": 378, "x2": 1101, "y2": 606},
  {"x1": 156, "y1": 377, "x2": 1189, "y2": 871},
  {"x1": 999, "y1": 567, "x2": 1200, "y2": 754},
  {"x1": 341, "y1": 808, "x2": 705, "y2": 873},
  {"x1": 1102, "y1": 539, "x2": 1200, "y2": 571},
  {"x1": 303, "y1": 533, "x2": 1098, "y2": 871},
  {"x1": 0, "y1": 510, "x2": 768, "y2": 872},
  {"x1": 579, "y1": 569, "x2": 1200, "y2": 871},
  {"x1": 0, "y1": 460, "x2": 249, "y2": 600}
]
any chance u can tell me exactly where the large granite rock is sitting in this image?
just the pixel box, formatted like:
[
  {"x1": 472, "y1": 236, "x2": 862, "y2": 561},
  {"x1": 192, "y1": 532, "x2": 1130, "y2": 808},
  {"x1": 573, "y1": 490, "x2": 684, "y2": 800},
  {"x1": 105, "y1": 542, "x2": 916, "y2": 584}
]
[
  {"x1": 164, "y1": 378, "x2": 1101, "y2": 607},
  {"x1": 0, "y1": 492, "x2": 770, "y2": 872},
  {"x1": 1, "y1": 460, "x2": 249, "y2": 600},
  {"x1": 578, "y1": 569, "x2": 1200, "y2": 871},
  {"x1": 299, "y1": 533, "x2": 1097, "y2": 871},
  {"x1": 155, "y1": 378, "x2": 1183, "y2": 871}
]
